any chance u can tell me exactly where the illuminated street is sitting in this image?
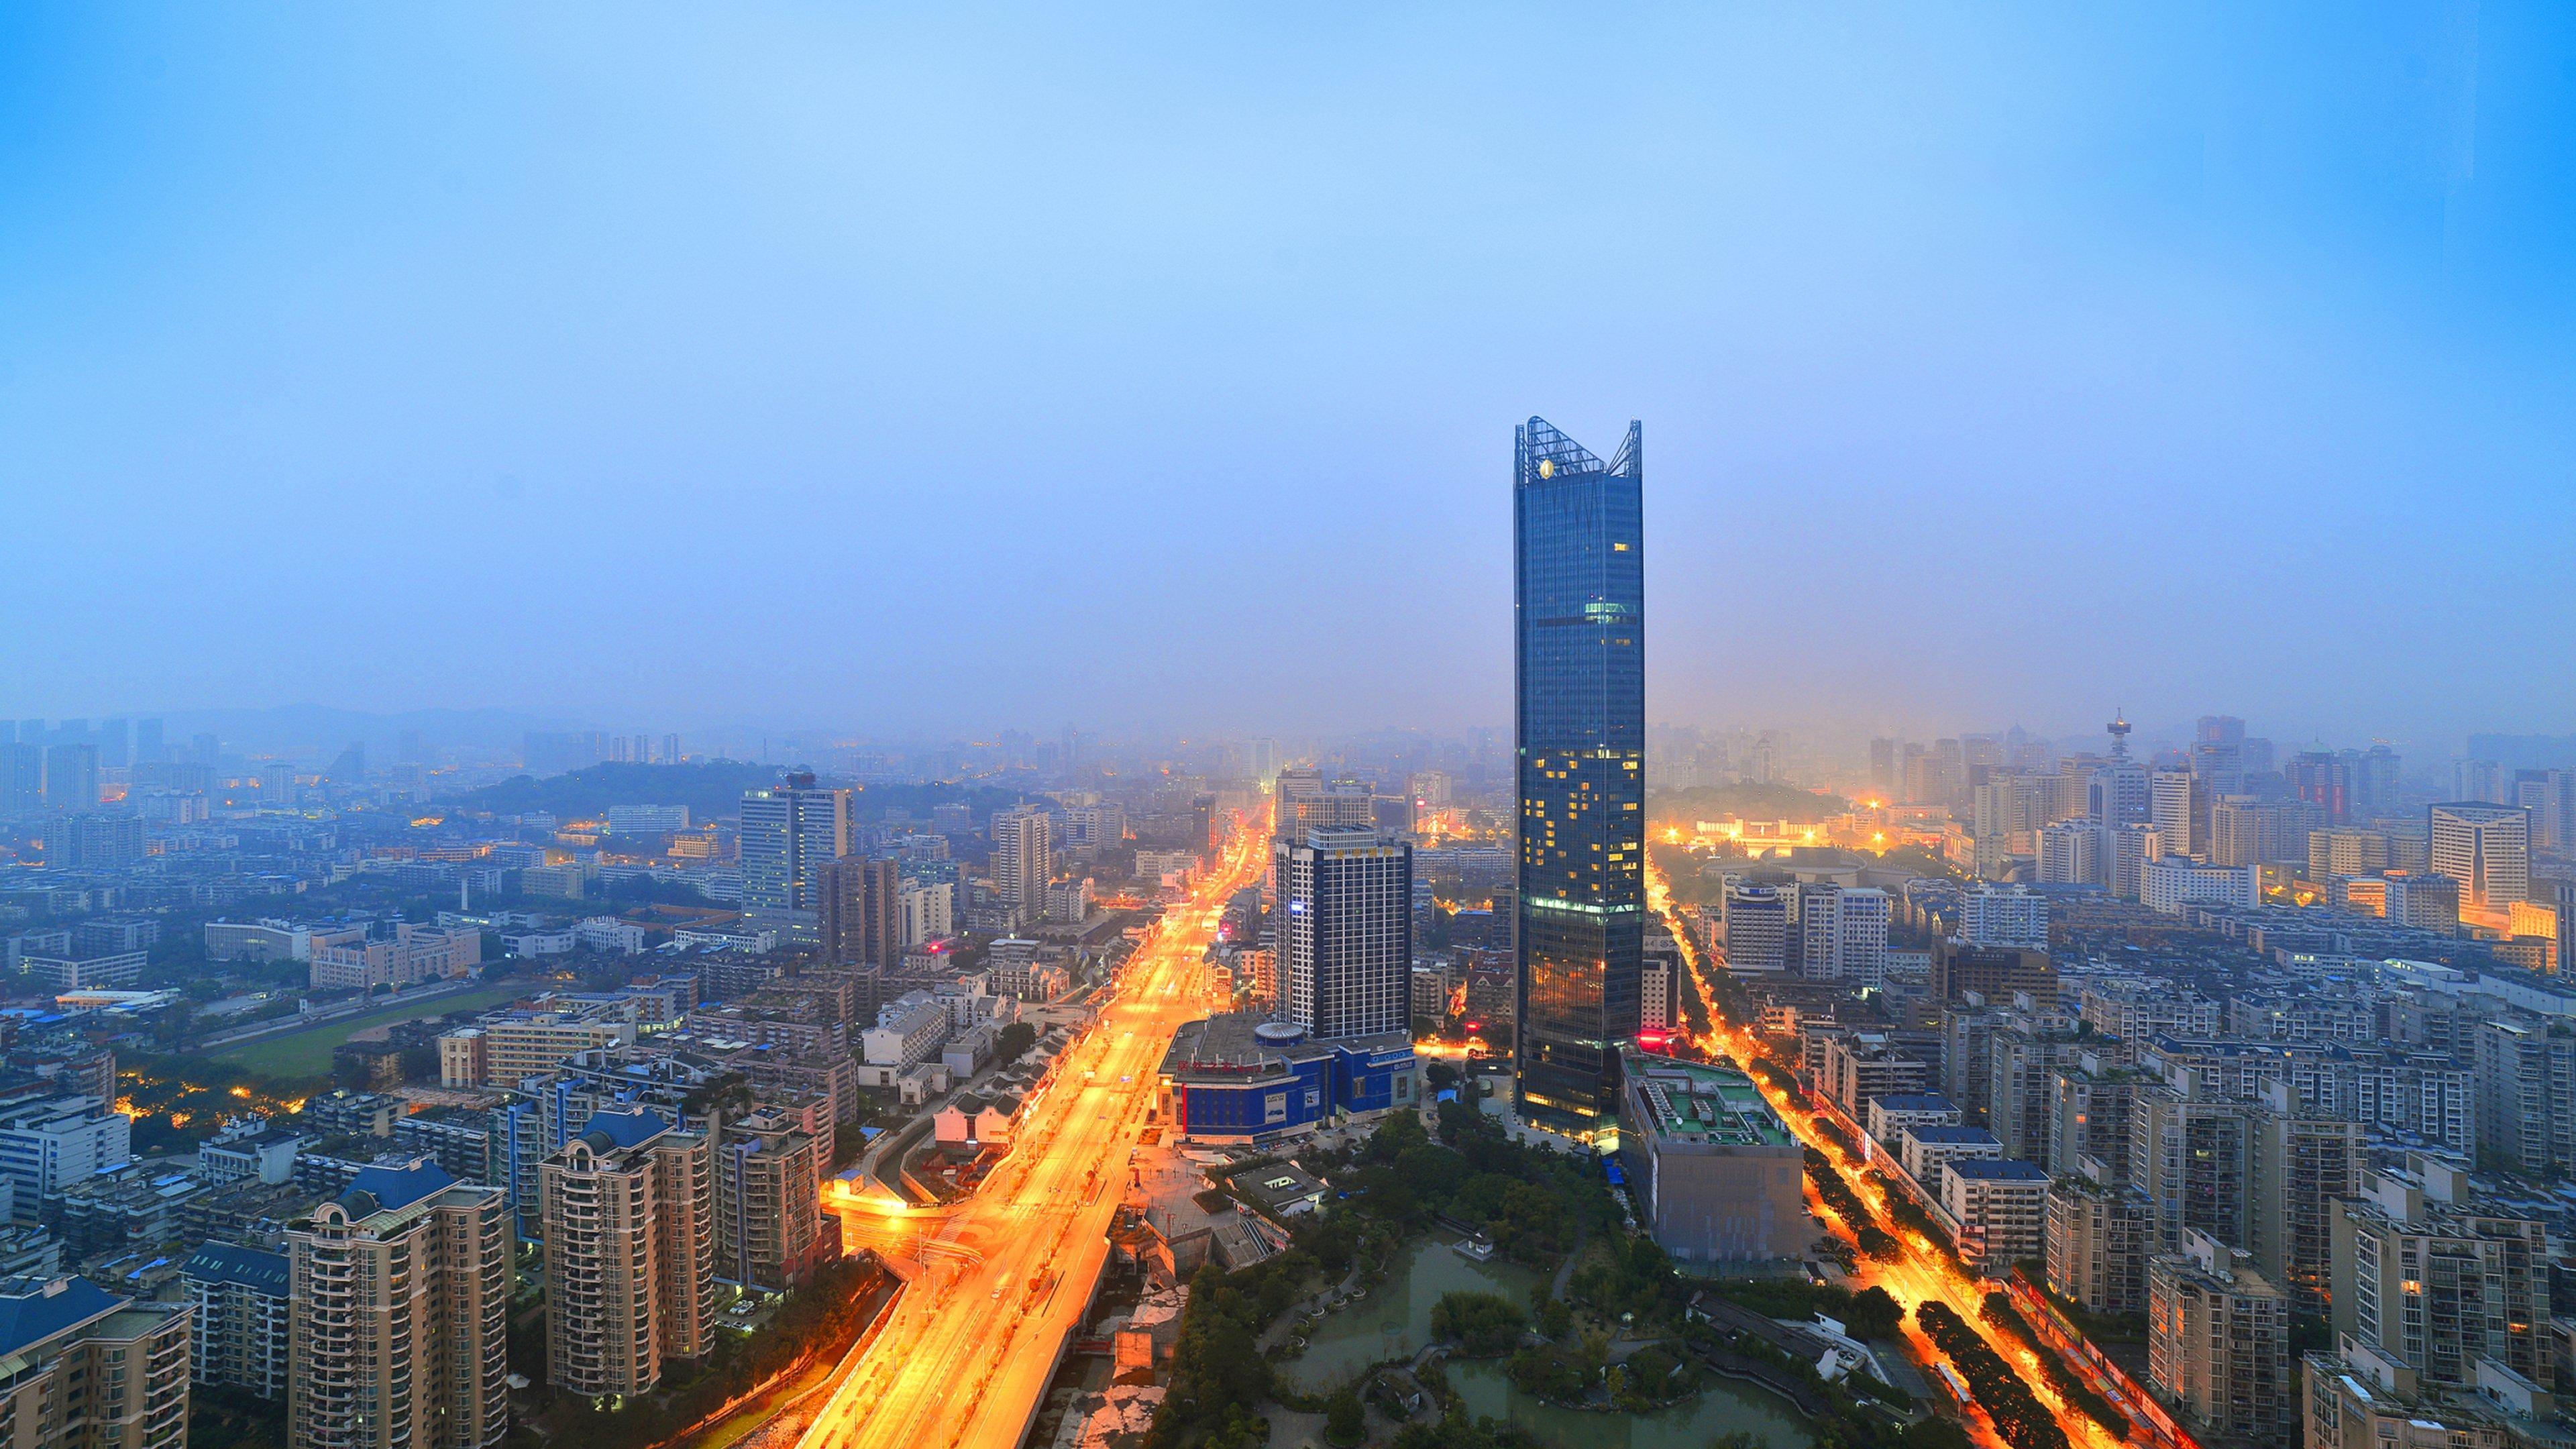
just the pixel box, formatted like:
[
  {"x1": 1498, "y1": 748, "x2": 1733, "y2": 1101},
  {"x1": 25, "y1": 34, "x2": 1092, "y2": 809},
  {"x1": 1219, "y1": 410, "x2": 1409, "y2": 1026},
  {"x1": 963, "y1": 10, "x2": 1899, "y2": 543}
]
[
  {"x1": 1648, "y1": 856, "x2": 2125, "y2": 1449},
  {"x1": 795, "y1": 812, "x2": 1271, "y2": 1449}
]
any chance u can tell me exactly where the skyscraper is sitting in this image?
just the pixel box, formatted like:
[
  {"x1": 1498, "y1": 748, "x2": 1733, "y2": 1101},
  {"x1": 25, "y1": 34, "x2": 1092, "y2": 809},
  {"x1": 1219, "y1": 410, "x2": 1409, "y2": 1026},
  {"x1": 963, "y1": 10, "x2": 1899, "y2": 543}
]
[
  {"x1": 1512, "y1": 417, "x2": 1645, "y2": 1132},
  {"x1": 989, "y1": 804, "x2": 1053, "y2": 928},
  {"x1": 739, "y1": 772, "x2": 851, "y2": 944},
  {"x1": 1278, "y1": 825, "x2": 1412, "y2": 1040}
]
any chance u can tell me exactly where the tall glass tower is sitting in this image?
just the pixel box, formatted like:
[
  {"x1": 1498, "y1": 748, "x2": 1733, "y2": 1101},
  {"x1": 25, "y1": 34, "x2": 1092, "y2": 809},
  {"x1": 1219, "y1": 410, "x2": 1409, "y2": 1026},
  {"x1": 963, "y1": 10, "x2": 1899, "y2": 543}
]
[{"x1": 1512, "y1": 417, "x2": 1646, "y2": 1132}]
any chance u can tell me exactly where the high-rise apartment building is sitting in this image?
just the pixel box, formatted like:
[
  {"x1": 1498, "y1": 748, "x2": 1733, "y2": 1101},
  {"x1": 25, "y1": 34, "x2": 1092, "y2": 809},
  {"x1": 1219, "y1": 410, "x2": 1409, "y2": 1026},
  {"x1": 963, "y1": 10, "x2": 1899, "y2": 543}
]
[
  {"x1": 184, "y1": 1242, "x2": 290, "y2": 1399},
  {"x1": 2330, "y1": 1155, "x2": 2554, "y2": 1393},
  {"x1": 1279, "y1": 826, "x2": 1412, "y2": 1041},
  {"x1": 1959, "y1": 885, "x2": 2047, "y2": 948},
  {"x1": 285, "y1": 1160, "x2": 509, "y2": 1449},
  {"x1": 739, "y1": 773, "x2": 851, "y2": 943},
  {"x1": 0, "y1": 1277, "x2": 192, "y2": 1449},
  {"x1": 2471, "y1": 1017, "x2": 2575, "y2": 1181},
  {"x1": 2148, "y1": 1231, "x2": 2292, "y2": 1445},
  {"x1": 2192, "y1": 716, "x2": 2249, "y2": 797},
  {"x1": 42, "y1": 743, "x2": 97, "y2": 808},
  {"x1": 816, "y1": 856, "x2": 900, "y2": 967},
  {"x1": 1513, "y1": 417, "x2": 1646, "y2": 1131},
  {"x1": 2428, "y1": 803, "x2": 2530, "y2": 912},
  {"x1": 2047, "y1": 1173, "x2": 2157, "y2": 1314},
  {"x1": 713, "y1": 1106, "x2": 833, "y2": 1290},
  {"x1": 2247, "y1": 1104, "x2": 2365, "y2": 1316},
  {"x1": 2308, "y1": 828, "x2": 2390, "y2": 883},
  {"x1": 2131, "y1": 1089, "x2": 2251, "y2": 1249},
  {"x1": 989, "y1": 805, "x2": 1052, "y2": 928},
  {"x1": 0, "y1": 741, "x2": 42, "y2": 813},
  {"x1": 537, "y1": 1110, "x2": 716, "y2": 1398}
]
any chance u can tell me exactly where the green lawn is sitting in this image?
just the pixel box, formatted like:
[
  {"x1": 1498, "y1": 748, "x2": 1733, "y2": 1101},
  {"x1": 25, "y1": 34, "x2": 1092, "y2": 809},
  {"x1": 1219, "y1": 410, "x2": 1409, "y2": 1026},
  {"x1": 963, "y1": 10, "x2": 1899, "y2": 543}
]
[{"x1": 211, "y1": 981, "x2": 533, "y2": 1079}]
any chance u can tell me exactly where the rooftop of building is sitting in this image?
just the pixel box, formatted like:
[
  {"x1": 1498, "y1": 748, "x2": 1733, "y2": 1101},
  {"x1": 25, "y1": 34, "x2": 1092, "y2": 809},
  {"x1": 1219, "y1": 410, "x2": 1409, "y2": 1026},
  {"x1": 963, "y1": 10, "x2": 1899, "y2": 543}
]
[
  {"x1": 181, "y1": 1242, "x2": 289, "y2": 1293},
  {"x1": 1159, "y1": 1013, "x2": 1411, "y2": 1080},
  {"x1": 1623, "y1": 1053, "x2": 1794, "y2": 1148},
  {"x1": 341, "y1": 1158, "x2": 456, "y2": 1214},
  {"x1": 1869, "y1": 1093, "x2": 1957, "y2": 1114},
  {"x1": 0, "y1": 1276, "x2": 122, "y2": 1359},
  {"x1": 579, "y1": 1108, "x2": 671, "y2": 1149},
  {"x1": 1904, "y1": 1124, "x2": 2002, "y2": 1146},
  {"x1": 1945, "y1": 1159, "x2": 2048, "y2": 1184}
]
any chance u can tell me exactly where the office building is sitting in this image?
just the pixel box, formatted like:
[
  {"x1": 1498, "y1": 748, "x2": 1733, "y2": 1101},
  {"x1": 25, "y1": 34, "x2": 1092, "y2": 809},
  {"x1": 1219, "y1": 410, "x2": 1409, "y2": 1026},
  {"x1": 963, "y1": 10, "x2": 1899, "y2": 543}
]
[
  {"x1": 1513, "y1": 417, "x2": 1646, "y2": 1132},
  {"x1": 989, "y1": 804, "x2": 1052, "y2": 928},
  {"x1": 1797, "y1": 883, "x2": 1889, "y2": 985},
  {"x1": 2047, "y1": 1174, "x2": 2158, "y2": 1314},
  {"x1": 286, "y1": 1161, "x2": 509, "y2": 1449},
  {"x1": 2289, "y1": 751, "x2": 2352, "y2": 824},
  {"x1": 184, "y1": 1242, "x2": 291, "y2": 1399},
  {"x1": 817, "y1": 855, "x2": 900, "y2": 967},
  {"x1": 309, "y1": 922, "x2": 480, "y2": 991},
  {"x1": 2148, "y1": 1231, "x2": 2292, "y2": 1445},
  {"x1": 713, "y1": 1106, "x2": 834, "y2": 1290},
  {"x1": 2151, "y1": 767, "x2": 2198, "y2": 859},
  {"x1": 1929, "y1": 939, "x2": 2057, "y2": 1008},
  {"x1": 1719, "y1": 883, "x2": 1789, "y2": 973},
  {"x1": 0, "y1": 1276, "x2": 192, "y2": 1449},
  {"x1": 2329, "y1": 1155, "x2": 2554, "y2": 1393},
  {"x1": 1615, "y1": 1053, "x2": 1803, "y2": 1263},
  {"x1": 2428, "y1": 803, "x2": 2530, "y2": 913},
  {"x1": 1278, "y1": 826, "x2": 1411, "y2": 1040},
  {"x1": 539, "y1": 1110, "x2": 716, "y2": 1397},
  {"x1": 0, "y1": 1096, "x2": 131, "y2": 1223},
  {"x1": 739, "y1": 773, "x2": 851, "y2": 943}
]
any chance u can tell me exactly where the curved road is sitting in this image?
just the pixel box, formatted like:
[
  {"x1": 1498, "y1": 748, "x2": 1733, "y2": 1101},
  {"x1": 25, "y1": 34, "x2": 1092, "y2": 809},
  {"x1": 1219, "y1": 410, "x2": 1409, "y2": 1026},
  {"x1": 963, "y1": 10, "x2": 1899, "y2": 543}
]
[{"x1": 798, "y1": 815, "x2": 1269, "y2": 1449}]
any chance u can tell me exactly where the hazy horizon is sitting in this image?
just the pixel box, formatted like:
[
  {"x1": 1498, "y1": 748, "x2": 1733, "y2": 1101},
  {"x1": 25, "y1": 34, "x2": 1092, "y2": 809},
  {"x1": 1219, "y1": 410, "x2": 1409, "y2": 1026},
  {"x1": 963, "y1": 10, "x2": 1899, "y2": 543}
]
[{"x1": 8, "y1": 5, "x2": 2573, "y2": 744}]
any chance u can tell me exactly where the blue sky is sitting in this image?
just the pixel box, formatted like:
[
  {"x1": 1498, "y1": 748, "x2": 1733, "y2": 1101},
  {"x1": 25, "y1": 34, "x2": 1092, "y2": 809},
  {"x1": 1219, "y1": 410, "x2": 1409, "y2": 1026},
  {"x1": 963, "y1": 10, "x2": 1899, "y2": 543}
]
[{"x1": 4, "y1": 4, "x2": 2571, "y2": 749}]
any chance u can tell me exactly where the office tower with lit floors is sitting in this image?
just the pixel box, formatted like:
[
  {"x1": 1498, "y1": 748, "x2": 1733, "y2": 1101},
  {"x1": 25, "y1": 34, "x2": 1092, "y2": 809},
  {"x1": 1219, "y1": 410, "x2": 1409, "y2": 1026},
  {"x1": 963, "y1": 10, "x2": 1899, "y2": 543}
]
[{"x1": 1512, "y1": 417, "x2": 1646, "y2": 1133}]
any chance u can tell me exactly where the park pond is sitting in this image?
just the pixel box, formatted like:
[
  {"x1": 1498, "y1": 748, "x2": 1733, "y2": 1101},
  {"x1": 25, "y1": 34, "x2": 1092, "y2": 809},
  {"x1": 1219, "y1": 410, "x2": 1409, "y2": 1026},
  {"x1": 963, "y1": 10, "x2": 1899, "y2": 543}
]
[{"x1": 1281, "y1": 1239, "x2": 1813, "y2": 1449}]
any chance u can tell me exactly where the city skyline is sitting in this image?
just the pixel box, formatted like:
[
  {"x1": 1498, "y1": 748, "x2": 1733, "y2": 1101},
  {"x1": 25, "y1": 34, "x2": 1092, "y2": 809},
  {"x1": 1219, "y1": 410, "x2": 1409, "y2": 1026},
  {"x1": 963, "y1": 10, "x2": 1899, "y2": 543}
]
[{"x1": 7, "y1": 7, "x2": 2575, "y2": 740}]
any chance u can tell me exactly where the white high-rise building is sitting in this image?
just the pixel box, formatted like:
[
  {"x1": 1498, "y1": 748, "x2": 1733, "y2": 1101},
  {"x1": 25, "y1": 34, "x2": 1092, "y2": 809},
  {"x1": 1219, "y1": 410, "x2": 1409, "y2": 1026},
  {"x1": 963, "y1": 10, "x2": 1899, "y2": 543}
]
[
  {"x1": 2151, "y1": 768, "x2": 2198, "y2": 860},
  {"x1": 1797, "y1": 883, "x2": 1890, "y2": 986},
  {"x1": 2428, "y1": 802, "x2": 2530, "y2": 912},
  {"x1": 2107, "y1": 822, "x2": 2163, "y2": 900},
  {"x1": 1279, "y1": 826, "x2": 1411, "y2": 1040},
  {"x1": 989, "y1": 805, "x2": 1053, "y2": 927},
  {"x1": 1960, "y1": 885, "x2": 2047, "y2": 949},
  {"x1": 2037, "y1": 820, "x2": 2100, "y2": 885}
]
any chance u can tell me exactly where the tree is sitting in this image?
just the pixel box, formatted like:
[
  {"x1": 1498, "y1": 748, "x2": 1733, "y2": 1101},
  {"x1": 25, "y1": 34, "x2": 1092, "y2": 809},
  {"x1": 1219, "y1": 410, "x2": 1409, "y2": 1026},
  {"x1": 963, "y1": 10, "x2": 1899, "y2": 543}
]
[
  {"x1": 994, "y1": 1021, "x2": 1038, "y2": 1065},
  {"x1": 1430, "y1": 1291, "x2": 1528, "y2": 1355},
  {"x1": 1324, "y1": 1386, "x2": 1365, "y2": 1448},
  {"x1": 1845, "y1": 1285, "x2": 1902, "y2": 1340}
]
